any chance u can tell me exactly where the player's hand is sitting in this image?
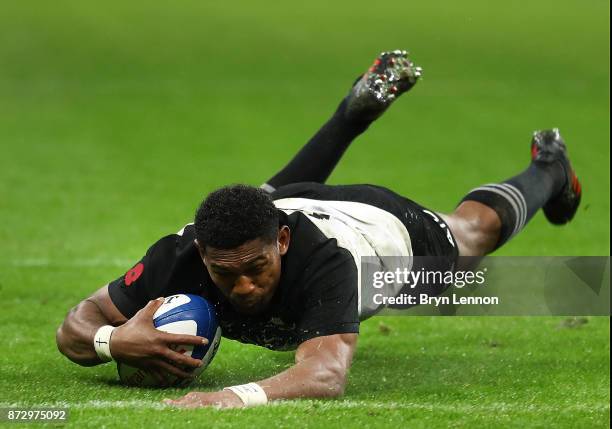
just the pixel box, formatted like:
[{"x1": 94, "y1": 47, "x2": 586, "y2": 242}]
[
  {"x1": 110, "y1": 298, "x2": 208, "y2": 382},
  {"x1": 163, "y1": 391, "x2": 245, "y2": 409}
]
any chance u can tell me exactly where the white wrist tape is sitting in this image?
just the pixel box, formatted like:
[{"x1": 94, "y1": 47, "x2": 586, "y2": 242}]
[
  {"x1": 93, "y1": 325, "x2": 116, "y2": 362},
  {"x1": 224, "y1": 383, "x2": 268, "y2": 407}
]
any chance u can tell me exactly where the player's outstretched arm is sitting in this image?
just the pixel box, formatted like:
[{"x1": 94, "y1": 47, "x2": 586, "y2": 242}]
[
  {"x1": 165, "y1": 333, "x2": 358, "y2": 408},
  {"x1": 260, "y1": 333, "x2": 357, "y2": 399},
  {"x1": 56, "y1": 289, "x2": 208, "y2": 385}
]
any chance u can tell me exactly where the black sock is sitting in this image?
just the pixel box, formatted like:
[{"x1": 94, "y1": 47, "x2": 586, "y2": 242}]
[
  {"x1": 262, "y1": 96, "x2": 370, "y2": 192},
  {"x1": 461, "y1": 160, "x2": 566, "y2": 249}
]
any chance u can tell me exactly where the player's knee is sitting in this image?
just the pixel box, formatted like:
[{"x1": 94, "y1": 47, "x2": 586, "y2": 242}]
[{"x1": 446, "y1": 202, "x2": 502, "y2": 256}]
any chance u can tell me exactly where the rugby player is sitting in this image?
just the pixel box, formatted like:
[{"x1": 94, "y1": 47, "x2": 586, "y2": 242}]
[{"x1": 56, "y1": 50, "x2": 582, "y2": 408}]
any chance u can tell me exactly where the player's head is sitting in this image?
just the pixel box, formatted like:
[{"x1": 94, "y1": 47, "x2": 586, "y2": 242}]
[{"x1": 194, "y1": 184, "x2": 290, "y2": 315}]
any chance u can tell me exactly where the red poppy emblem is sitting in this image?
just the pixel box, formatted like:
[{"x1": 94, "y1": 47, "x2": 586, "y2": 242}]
[{"x1": 125, "y1": 262, "x2": 144, "y2": 286}]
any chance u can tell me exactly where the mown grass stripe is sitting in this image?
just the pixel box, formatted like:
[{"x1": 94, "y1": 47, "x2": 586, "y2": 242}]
[{"x1": 1, "y1": 400, "x2": 608, "y2": 412}]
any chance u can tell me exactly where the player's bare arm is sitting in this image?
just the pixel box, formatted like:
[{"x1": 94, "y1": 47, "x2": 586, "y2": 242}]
[
  {"x1": 56, "y1": 287, "x2": 207, "y2": 384},
  {"x1": 165, "y1": 333, "x2": 357, "y2": 408},
  {"x1": 56, "y1": 285, "x2": 126, "y2": 366}
]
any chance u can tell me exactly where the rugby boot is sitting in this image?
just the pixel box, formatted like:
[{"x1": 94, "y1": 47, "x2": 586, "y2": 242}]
[
  {"x1": 531, "y1": 128, "x2": 582, "y2": 224},
  {"x1": 345, "y1": 50, "x2": 422, "y2": 122}
]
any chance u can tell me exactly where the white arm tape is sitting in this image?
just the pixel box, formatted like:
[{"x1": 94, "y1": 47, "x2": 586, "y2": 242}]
[
  {"x1": 224, "y1": 383, "x2": 268, "y2": 407},
  {"x1": 93, "y1": 325, "x2": 116, "y2": 362}
]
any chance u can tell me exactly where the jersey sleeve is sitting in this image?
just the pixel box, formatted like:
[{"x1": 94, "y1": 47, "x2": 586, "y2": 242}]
[
  {"x1": 296, "y1": 250, "x2": 360, "y2": 343},
  {"x1": 107, "y1": 235, "x2": 180, "y2": 319}
]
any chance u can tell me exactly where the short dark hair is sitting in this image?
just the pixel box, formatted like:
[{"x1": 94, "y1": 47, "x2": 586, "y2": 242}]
[{"x1": 195, "y1": 184, "x2": 279, "y2": 250}]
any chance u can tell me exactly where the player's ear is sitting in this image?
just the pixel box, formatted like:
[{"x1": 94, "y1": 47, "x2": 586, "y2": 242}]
[
  {"x1": 277, "y1": 226, "x2": 290, "y2": 256},
  {"x1": 194, "y1": 239, "x2": 206, "y2": 258}
]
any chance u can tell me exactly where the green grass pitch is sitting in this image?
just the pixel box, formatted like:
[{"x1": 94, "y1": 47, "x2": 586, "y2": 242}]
[{"x1": 0, "y1": 1, "x2": 609, "y2": 427}]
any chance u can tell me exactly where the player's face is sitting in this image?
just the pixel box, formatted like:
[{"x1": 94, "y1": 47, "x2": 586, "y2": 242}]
[{"x1": 198, "y1": 226, "x2": 290, "y2": 315}]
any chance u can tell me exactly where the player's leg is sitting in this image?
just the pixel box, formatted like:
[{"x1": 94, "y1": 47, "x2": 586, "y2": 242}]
[
  {"x1": 261, "y1": 50, "x2": 422, "y2": 193},
  {"x1": 441, "y1": 129, "x2": 582, "y2": 257}
]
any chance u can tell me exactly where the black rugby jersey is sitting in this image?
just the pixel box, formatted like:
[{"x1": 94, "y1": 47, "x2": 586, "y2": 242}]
[
  {"x1": 108, "y1": 214, "x2": 359, "y2": 351},
  {"x1": 108, "y1": 183, "x2": 457, "y2": 351}
]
